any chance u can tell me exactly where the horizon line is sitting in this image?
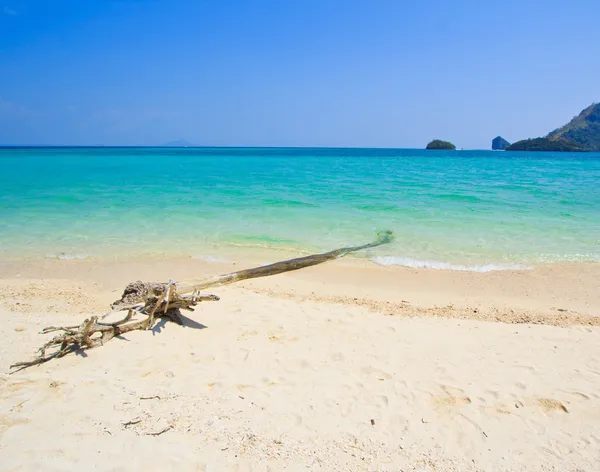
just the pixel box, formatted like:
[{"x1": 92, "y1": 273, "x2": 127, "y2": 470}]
[{"x1": 0, "y1": 145, "x2": 485, "y2": 151}]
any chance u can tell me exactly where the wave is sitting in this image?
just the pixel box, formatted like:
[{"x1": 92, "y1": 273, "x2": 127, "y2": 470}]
[
  {"x1": 371, "y1": 256, "x2": 529, "y2": 272},
  {"x1": 192, "y1": 254, "x2": 232, "y2": 263},
  {"x1": 46, "y1": 253, "x2": 90, "y2": 260},
  {"x1": 262, "y1": 199, "x2": 319, "y2": 208},
  {"x1": 356, "y1": 203, "x2": 399, "y2": 212},
  {"x1": 434, "y1": 194, "x2": 483, "y2": 203}
]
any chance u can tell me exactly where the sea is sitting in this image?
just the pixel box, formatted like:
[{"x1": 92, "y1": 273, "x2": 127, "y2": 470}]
[{"x1": 1, "y1": 147, "x2": 599, "y2": 271}]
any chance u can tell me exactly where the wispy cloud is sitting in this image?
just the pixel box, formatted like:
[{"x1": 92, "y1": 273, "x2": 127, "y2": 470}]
[
  {"x1": 83, "y1": 107, "x2": 183, "y2": 134},
  {"x1": 0, "y1": 98, "x2": 33, "y2": 118},
  {"x1": 3, "y1": 6, "x2": 17, "y2": 15}
]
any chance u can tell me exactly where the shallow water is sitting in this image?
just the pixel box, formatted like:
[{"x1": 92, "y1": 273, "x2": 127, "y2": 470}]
[{"x1": 1, "y1": 147, "x2": 599, "y2": 269}]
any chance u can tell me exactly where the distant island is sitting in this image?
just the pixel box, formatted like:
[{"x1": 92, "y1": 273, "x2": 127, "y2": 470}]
[
  {"x1": 492, "y1": 136, "x2": 510, "y2": 150},
  {"x1": 426, "y1": 139, "x2": 456, "y2": 150},
  {"x1": 162, "y1": 139, "x2": 194, "y2": 147},
  {"x1": 506, "y1": 103, "x2": 599, "y2": 152},
  {"x1": 506, "y1": 137, "x2": 587, "y2": 152},
  {"x1": 547, "y1": 103, "x2": 600, "y2": 151}
]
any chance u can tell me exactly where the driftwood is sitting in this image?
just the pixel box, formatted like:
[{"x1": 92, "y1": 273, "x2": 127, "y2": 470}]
[{"x1": 10, "y1": 231, "x2": 392, "y2": 372}]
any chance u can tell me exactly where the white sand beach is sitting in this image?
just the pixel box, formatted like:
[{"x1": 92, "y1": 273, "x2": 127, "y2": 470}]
[{"x1": 1, "y1": 258, "x2": 599, "y2": 471}]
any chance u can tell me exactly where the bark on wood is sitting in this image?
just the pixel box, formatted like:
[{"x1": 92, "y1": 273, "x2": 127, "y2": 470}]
[{"x1": 10, "y1": 231, "x2": 392, "y2": 372}]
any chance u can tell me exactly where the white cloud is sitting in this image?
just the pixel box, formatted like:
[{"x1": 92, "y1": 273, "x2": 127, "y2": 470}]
[{"x1": 3, "y1": 6, "x2": 17, "y2": 15}]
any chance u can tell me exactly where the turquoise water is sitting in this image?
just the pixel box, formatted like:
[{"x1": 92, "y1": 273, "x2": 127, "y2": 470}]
[{"x1": 1, "y1": 147, "x2": 599, "y2": 270}]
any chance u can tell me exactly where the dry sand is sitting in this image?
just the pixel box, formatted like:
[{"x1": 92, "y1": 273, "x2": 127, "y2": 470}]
[{"x1": 1, "y1": 257, "x2": 599, "y2": 471}]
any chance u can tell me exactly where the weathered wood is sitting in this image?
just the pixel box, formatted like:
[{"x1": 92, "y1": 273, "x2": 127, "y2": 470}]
[
  {"x1": 178, "y1": 230, "x2": 393, "y2": 294},
  {"x1": 10, "y1": 231, "x2": 392, "y2": 372}
]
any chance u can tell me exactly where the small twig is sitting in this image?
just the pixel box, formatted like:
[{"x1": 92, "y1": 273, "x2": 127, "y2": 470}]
[
  {"x1": 11, "y1": 400, "x2": 29, "y2": 410},
  {"x1": 97, "y1": 309, "x2": 135, "y2": 327},
  {"x1": 140, "y1": 395, "x2": 161, "y2": 400},
  {"x1": 41, "y1": 326, "x2": 79, "y2": 334},
  {"x1": 122, "y1": 417, "x2": 142, "y2": 427},
  {"x1": 101, "y1": 304, "x2": 144, "y2": 319},
  {"x1": 145, "y1": 426, "x2": 171, "y2": 436}
]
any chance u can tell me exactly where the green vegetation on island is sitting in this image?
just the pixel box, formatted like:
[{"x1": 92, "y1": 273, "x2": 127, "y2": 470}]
[
  {"x1": 426, "y1": 139, "x2": 456, "y2": 150},
  {"x1": 547, "y1": 103, "x2": 600, "y2": 151},
  {"x1": 506, "y1": 137, "x2": 587, "y2": 152},
  {"x1": 492, "y1": 136, "x2": 510, "y2": 150},
  {"x1": 506, "y1": 103, "x2": 599, "y2": 152}
]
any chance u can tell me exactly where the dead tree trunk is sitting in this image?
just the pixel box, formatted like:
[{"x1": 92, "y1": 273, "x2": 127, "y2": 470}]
[{"x1": 10, "y1": 231, "x2": 392, "y2": 372}]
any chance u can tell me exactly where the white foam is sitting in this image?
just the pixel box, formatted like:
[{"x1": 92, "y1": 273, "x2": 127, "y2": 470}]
[
  {"x1": 46, "y1": 253, "x2": 90, "y2": 260},
  {"x1": 371, "y1": 256, "x2": 529, "y2": 272},
  {"x1": 192, "y1": 254, "x2": 232, "y2": 263}
]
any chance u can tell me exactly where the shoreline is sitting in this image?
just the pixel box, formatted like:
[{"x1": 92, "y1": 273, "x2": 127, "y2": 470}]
[
  {"x1": 1, "y1": 255, "x2": 598, "y2": 323},
  {"x1": 1, "y1": 236, "x2": 598, "y2": 271}
]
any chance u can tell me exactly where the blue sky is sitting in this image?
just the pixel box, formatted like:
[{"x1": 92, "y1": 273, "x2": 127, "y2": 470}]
[{"x1": 1, "y1": 0, "x2": 598, "y2": 148}]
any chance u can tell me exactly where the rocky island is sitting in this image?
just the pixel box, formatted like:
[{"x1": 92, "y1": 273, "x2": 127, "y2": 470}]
[
  {"x1": 547, "y1": 103, "x2": 600, "y2": 151},
  {"x1": 507, "y1": 103, "x2": 599, "y2": 152},
  {"x1": 506, "y1": 137, "x2": 587, "y2": 152},
  {"x1": 426, "y1": 139, "x2": 456, "y2": 150},
  {"x1": 492, "y1": 136, "x2": 510, "y2": 150}
]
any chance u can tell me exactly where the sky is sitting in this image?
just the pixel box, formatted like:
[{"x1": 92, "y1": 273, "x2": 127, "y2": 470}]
[{"x1": 0, "y1": 0, "x2": 599, "y2": 148}]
